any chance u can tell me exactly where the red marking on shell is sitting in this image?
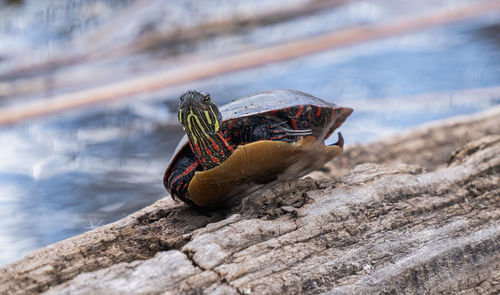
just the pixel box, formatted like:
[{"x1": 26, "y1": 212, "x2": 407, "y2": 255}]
[
  {"x1": 291, "y1": 105, "x2": 304, "y2": 130},
  {"x1": 316, "y1": 106, "x2": 322, "y2": 117},
  {"x1": 295, "y1": 105, "x2": 304, "y2": 118}
]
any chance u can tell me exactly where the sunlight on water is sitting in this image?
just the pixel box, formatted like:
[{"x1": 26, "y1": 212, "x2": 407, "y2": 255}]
[{"x1": 0, "y1": 183, "x2": 37, "y2": 264}]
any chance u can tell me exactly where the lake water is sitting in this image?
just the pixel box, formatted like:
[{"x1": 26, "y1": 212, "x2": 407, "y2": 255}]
[{"x1": 0, "y1": 0, "x2": 499, "y2": 266}]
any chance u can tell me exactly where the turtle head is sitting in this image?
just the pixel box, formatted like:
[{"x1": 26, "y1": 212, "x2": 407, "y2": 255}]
[
  {"x1": 178, "y1": 90, "x2": 233, "y2": 170},
  {"x1": 178, "y1": 90, "x2": 222, "y2": 136}
]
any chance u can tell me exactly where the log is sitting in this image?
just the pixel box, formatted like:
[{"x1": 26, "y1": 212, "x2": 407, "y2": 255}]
[{"x1": 1, "y1": 106, "x2": 499, "y2": 294}]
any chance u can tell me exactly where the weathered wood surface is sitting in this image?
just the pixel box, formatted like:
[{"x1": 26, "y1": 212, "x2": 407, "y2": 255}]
[{"x1": 1, "y1": 106, "x2": 499, "y2": 295}]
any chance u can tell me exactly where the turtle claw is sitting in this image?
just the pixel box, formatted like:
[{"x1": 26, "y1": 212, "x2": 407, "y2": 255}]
[
  {"x1": 284, "y1": 128, "x2": 312, "y2": 136},
  {"x1": 263, "y1": 122, "x2": 312, "y2": 142},
  {"x1": 270, "y1": 121, "x2": 288, "y2": 128},
  {"x1": 328, "y1": 132, "x2": 344, "y2": 148},
  {"x1": 269, "y1": 121, "x2": 312, "y2": 137}
]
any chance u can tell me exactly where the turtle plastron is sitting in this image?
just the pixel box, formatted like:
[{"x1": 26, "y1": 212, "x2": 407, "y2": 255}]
[{"x1": 187, "y1": 136, "x2": 343, "y2": 207}]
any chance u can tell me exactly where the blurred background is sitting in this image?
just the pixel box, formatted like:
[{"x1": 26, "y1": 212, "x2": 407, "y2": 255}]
[{"x1": 0, "y1": 0, "x2": 499, "y2": 266}]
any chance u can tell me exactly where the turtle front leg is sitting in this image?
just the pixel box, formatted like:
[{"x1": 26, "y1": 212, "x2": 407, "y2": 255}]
[
  {"x1": 264, "y1": 121, "x2": 313, "y2": 141},
  {"x1": 229, "y1": 121, "x2": 312, "y2": 145},
  {"x1": 163, "y1": 153, "x2": 200, "y2": 205}
]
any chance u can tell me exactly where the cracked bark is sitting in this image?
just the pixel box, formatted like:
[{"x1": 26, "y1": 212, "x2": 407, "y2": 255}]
[{"x1": 1, "y1": 106, "x2": 499, "y2": 295}]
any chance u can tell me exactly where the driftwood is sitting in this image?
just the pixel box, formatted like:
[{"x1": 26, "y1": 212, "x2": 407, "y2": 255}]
[{"x1": 0, "y1": 106, "x2": 499, "y2": 294}]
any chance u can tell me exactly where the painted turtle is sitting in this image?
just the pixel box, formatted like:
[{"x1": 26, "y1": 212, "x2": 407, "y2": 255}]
[{"x1": 163, "y1": 89, "x2": 353, "y2": 207}]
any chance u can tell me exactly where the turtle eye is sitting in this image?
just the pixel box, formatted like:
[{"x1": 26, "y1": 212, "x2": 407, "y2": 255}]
[{"x1": 202, "y1": 94, "x2": 210, "y2": 103}]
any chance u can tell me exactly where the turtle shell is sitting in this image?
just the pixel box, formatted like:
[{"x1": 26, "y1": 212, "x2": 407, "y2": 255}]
[{"x1": 165, "y1": 89, "x2": 346, "y2": 178}]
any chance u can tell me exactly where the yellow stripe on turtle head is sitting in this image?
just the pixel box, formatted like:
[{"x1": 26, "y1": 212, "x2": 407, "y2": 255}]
[
  {"x1": 204, "y1": 111, "x2": 212, "y2": 125},
  {"x1": 178, "y1": 110, "x2": 183, "y2": 124},
  {"x1": 187, "y1": 111, "x2": 210, "y2": 144},
  {"x1": 204, "y1": 109, "x2": 220, "y2": 132},
  {"x1": 209, "y1": 105, "x2": 220, "y2": 132}
]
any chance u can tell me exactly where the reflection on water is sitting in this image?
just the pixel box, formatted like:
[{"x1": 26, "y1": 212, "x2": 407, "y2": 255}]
[
  {"x1": 0, "y1": 0, "x2": 131, "y2": 53},
  {"x1": 0, "y1": 1, "x2": 499, "y2": 266}
]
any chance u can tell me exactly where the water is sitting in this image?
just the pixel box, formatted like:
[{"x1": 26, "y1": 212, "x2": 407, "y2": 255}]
[{"x1": 0, "y1": 1, "x2": 499, "y2": 266}]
